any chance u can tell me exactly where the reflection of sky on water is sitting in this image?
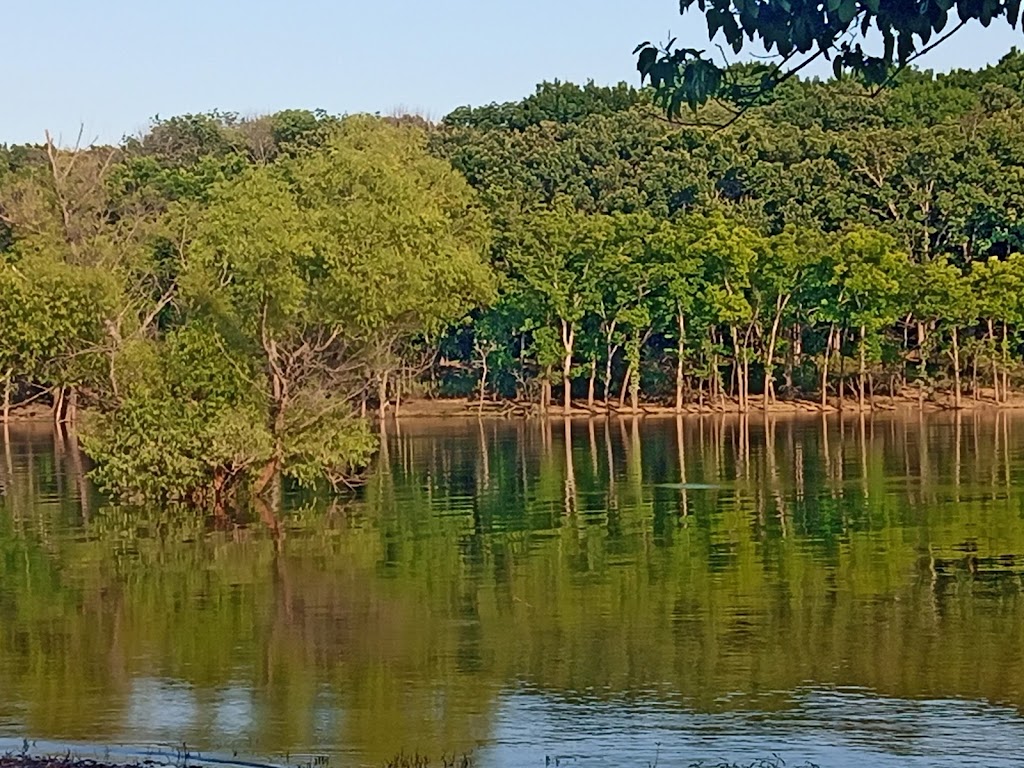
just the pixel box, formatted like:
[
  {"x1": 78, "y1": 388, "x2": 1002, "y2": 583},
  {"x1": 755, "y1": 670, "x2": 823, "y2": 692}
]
[
  {"x1": 111, "y1": 680, "x2": 344, "y2": 761},
  {"x1": 125, "y1": 679, "x2": 199, "y2": 737},
  {"x1": 121, "y1": 680, "x2": 259, "y2": 747},
  {"x1": 50, "y1": 682, "x2": 1024, "y2": 767},
  {"x1": 480, "y1": 688, "x2": 1024, "y2": 768},
  {"x1": 213, "y1": 686, "x2": 255, "y2": 740}
]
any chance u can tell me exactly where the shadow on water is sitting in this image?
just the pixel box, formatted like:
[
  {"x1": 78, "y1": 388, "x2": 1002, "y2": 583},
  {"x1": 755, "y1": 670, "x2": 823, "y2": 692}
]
[{"x1": 2, "y1": 412, "x2": 1024, "y2": 767}]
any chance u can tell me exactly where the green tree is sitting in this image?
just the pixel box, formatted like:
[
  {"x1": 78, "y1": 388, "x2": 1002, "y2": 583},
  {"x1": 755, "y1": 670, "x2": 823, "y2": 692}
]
[
  {"x1": 912, "y1": 258, "x2": 976, "y2": 408},
  {"x1": 501, "y1": 204, "x2": 607, "y2": 412},
  {"x1": 636, "y1": 0, "x2": 1022, "y2": 115},
  {"x1": 820, "y1": 229, "x2": 910, "y2": 409},
  {"x1": 85, "y1": 116, "x2": 494, "y2": 501}
]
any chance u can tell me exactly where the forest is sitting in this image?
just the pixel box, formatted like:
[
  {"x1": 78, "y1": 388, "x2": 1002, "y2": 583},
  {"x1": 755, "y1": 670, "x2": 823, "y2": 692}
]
[{"x1": 4, "y1": 51, "x2": 1024, "y2": 501}]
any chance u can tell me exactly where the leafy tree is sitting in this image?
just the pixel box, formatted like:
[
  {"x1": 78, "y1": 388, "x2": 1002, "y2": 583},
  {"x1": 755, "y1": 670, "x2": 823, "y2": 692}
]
[
  {"x1": 82, "y1": 116, "x2": 493, "y2": 501},
  {"x1": 912, "y1": 258, "x2": 976, "y2": 407},
  {"x1": 649, "y1": 219, "x2": 703, "y2": 411},
  {"x1": 0, "y1": 255, "x2": 114, "y2": 422},
  {"x1": 970, "y1": 253, "x2": 1024, "y2": 401},
  {"x1": 501, "y1": 204, "x2": 608, "y2": 412},
  {"x1": 636, "y1": 0, "x2": 1023, "y2": 116},
  {"x1": 820, "y1": 228, "x2": 910, "y2": 408}
]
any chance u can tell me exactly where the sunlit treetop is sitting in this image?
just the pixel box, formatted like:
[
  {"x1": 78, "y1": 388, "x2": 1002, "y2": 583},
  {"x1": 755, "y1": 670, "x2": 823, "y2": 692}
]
[{"x1": 637, "y1": 0, "x2": 1023, "y2": 119}]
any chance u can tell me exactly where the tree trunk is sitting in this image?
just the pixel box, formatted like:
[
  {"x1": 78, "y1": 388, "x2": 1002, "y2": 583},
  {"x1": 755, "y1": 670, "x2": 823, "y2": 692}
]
[
  {"x1": 378, "y1": 370, "x2": 388, "y2": 420},
  {"x1": 603, "y1": 320, "x2": 618, "y2": 406},
  {"x1": 784, "y1": 325, "x2": 797, "y2": 397},
  {"x1": 918, "y1": 321, "x2": 927, "y2": 410},
  {"x1": 821, "y1": 324, "x2": 834, "y2": 410},
  {"x1": 713, "y1": 328, "x2": 724, "y2": 409},
  {"x1": 729, "y1": 326, "x2": 745, "y2": 411},
  {"x1": 478, "y1": 349, "x2": 488, "y2": 414},
  {"x1": 561, "y1": 319, "x2": 574, "y2": 414},
  {"x1": 837, "y1": 329, "x2": 846, "y2": 412},
  {"x1": 52, "y1": 386, "x2": 65, "y2": 427},
  {"x1": 252, "y1": 456, "x2": 280, "y2": 497},
  {"x1": 1002, "y1": 321, "x2": 1010, "y2": 402},
  {"x1": 588, "y1": 359, "x2": 597, "y2": 410},
  {"x1": 951, "y1": 325, "x2": 962, "y2": 410},
  {"x1": 619, "y1": 364, "x2": 631, "y2": 409},
  {"x1": 859, "y1": 325, "x2": 866, "y2": 412},
  {"x1": 675, "y1": 310, "x2": 686, "y2": 414},
  {"x1": 255, "y1": 369, "x2": 289, "y2": 496},
  {"x1": 764, "y1": 295, "x2": 788, "y2": 406},
  {"x1": 744, "y1": 354, "x2": 751, "y2": 412},
  {"x1": 1, "y1": 370, "x2": 11, "y2": 425},
  {"x1": 972, "y1": 352, "x2": 979, "y2": 401},
  {"x1": 988, "y1": 319, "x2": 1000, "y2": 403},
  {"x1": 630, "y1": 362, "x2": 640, "y2": 413},
  {"x1": 541, "y1": 367, "x2": 552, "y2": 414},
  {"x1": 603, "y1": 347, "x2": 615, "y2": 406},
  {"x1": 66, "y1": 386, "x2": 78, "y2": 427}
]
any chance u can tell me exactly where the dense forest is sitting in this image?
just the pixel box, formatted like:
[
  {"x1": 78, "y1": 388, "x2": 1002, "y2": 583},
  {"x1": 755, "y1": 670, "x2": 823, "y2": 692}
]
[{"x1": 5, "y1": 51, "x2": 1024, "y2": 501}]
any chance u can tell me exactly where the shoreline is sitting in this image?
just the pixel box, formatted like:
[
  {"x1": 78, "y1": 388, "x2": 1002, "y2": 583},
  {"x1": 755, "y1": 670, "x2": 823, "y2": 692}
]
[
  {"x1": 386, "y1": 391, "x2": 1024, "y2": 419},
  {"x1": 6, "y1": 391, "x2": 1024, "y2": 427}
]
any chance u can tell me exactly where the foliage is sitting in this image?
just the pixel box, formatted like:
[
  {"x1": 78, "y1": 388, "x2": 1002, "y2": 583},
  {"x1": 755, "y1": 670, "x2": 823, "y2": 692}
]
[
  {"x1": 636, "y1": 1, "x2": 1024, "y2": 115},
  {"x1": 80, "y1": 323, "x2": 271, "y2": 502},
  {"x1": 5, "y1": 56, "x2": 1024, "y2": 503}
]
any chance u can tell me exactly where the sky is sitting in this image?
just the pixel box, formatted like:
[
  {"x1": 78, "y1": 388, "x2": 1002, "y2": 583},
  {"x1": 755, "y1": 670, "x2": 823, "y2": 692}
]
[{"x1": 5, "y1": 0, "x2": 1023, "y2": 145}]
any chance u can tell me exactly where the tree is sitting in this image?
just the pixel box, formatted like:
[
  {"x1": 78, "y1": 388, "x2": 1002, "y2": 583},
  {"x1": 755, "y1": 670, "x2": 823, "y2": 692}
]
[
  {"x1": 501, "y1": 204, "x2": 606, "y2": 412},
  {"x1": 637, "y1": 2, "x2": 1023, "y2": 117},
  {"x1": 86, "y1": 116, "x2": 494, "y2": 501},
  {"x1": 649, "y1": 219, "x2": 702, "y2": 411},
  {"x1": 0, "y1": 255, "x2": 114, "y2": 423},
  {"x1": 0, "y1": 134, "x2": 169, "y2": 420},
  {"x1": 970, "y1": 253, "x2": 1024, "y2": 402},
  {"x1": 912, "y1": 258, "x2": 976, "y2": 408},
  {"x1": 753, "y1": 226, "x2": 823, "y2": 405},
  {"x1": 819, "y1": 228, "x2": 909, "y2": 409},
  {"x1": 688, "y1": 212, "x2": 767, "y2": 411}
]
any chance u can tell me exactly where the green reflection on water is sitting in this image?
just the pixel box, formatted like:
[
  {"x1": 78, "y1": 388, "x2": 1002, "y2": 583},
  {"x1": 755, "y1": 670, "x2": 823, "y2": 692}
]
[{"x1": 1, "y1": 413, "x2": 1023, "y2": 764}]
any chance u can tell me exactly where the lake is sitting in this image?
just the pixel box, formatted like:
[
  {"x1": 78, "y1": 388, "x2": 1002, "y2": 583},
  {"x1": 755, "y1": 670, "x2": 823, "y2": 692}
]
[{"x1": 2, "y1": 413, "x2": 1024, "y2": 768}]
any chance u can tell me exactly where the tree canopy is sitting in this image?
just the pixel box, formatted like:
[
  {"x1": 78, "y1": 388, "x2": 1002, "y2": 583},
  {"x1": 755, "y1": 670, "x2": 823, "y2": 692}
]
[{"x1": 636, "y1": 0, "x2": 1024, "y2": 116}]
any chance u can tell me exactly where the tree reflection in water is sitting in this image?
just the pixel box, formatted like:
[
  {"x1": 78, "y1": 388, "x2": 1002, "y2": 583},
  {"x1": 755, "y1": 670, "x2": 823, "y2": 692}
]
[{"x1": 1, "y1": 413, "x2": 1023, "y2": 766}]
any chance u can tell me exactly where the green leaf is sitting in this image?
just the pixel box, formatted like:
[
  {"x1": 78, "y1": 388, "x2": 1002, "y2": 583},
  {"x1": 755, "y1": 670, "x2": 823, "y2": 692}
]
[
  {"x1": 637, "y1": 47, "x2": 658, "y2": 78},
  {"x1": 897, "y1": 30, "x2": 914, "y2": 61},
  {"x1": 838, "y1": 0, "x2": 858, "y2": 24}
]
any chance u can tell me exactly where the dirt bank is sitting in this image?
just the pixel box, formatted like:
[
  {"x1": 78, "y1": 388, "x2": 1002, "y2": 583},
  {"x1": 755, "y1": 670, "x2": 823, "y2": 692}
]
[
  {"x1": 390, "y1": 389, "x2": 1024, "y2": 419},
  {"x1": 7, "y1": 388, "x2": 1024, "y2": 427}
]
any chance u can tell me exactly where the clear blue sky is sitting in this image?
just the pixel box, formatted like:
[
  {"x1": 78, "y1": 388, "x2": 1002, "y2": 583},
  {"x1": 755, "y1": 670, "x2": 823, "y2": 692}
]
[{"x1": 5, "y1": 0, "x2": 1022, "y2": 145}]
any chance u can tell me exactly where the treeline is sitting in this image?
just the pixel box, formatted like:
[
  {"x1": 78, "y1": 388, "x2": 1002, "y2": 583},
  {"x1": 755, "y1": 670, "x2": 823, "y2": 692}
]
[
  {"x1": 5, "y1": 52, "x2": 1024, "y2": 500},
  {"x1": 430, "y1": 53, "x2": 1024, "y2": 415}
]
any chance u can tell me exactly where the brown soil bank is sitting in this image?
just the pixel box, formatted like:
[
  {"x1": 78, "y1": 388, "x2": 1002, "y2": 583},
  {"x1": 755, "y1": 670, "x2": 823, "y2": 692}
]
[
  {"x1": 6, "y1": 388, "x2": 1024, "y2": 425},
  {"x1": 390, "y1": 389, "x2": 1024, "y2": 419}
]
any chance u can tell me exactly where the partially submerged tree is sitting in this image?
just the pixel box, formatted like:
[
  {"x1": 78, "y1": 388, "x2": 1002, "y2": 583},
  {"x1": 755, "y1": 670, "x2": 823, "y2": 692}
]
[{"x1": 86, "y1": 116, "x2": 494, "y2": 501}]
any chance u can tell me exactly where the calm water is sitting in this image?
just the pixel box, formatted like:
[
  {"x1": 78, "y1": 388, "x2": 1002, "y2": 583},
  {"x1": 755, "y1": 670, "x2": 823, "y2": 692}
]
[{"x1": 2, "y1": 413, "x2": 1024, "y2": 767}]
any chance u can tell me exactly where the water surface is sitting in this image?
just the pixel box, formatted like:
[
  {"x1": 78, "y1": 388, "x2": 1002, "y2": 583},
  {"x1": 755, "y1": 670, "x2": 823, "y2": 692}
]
[{"x1": 2, "y1": 413, "x2": 1024, "y2": 767}]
